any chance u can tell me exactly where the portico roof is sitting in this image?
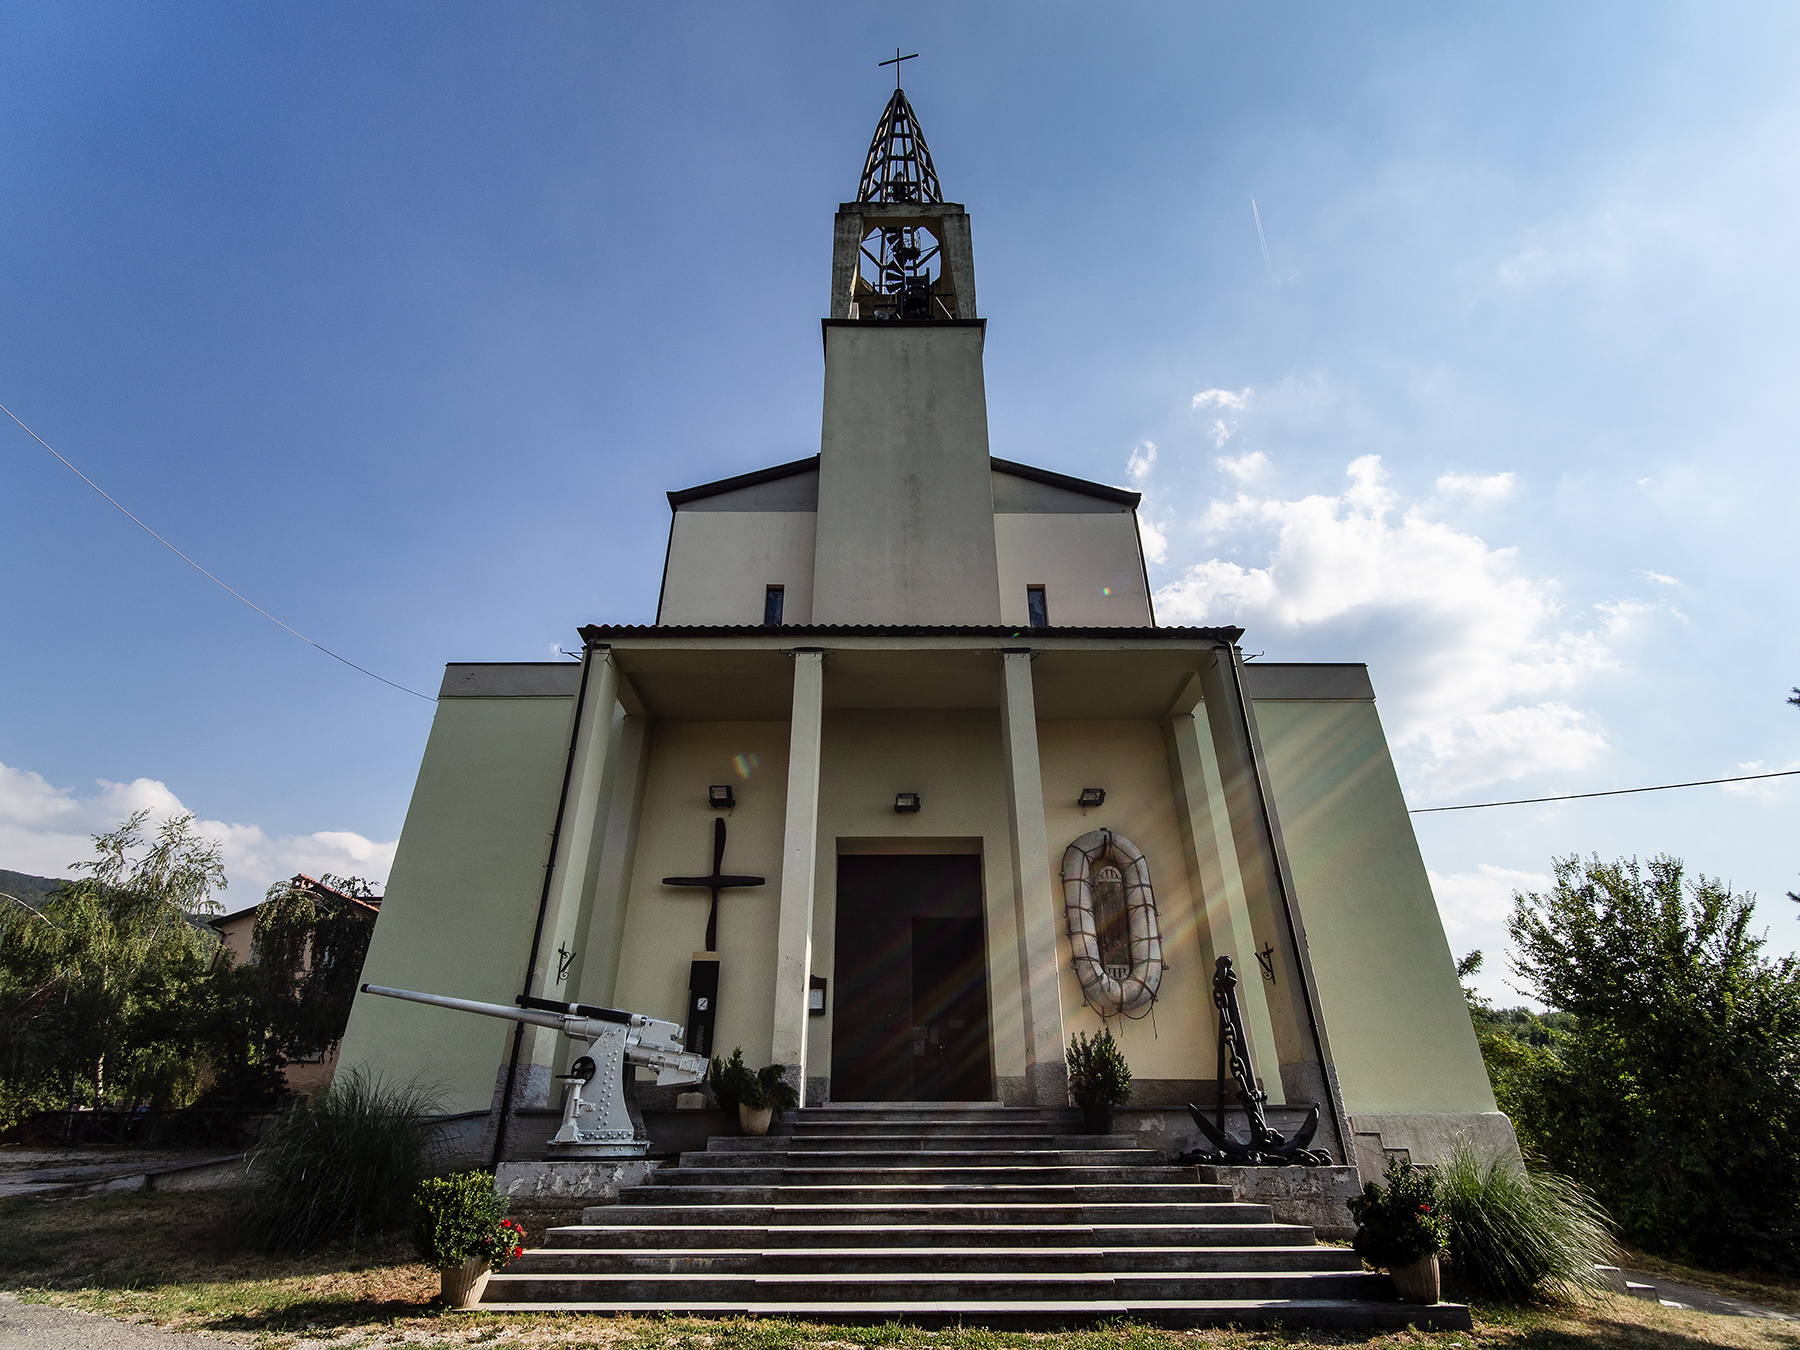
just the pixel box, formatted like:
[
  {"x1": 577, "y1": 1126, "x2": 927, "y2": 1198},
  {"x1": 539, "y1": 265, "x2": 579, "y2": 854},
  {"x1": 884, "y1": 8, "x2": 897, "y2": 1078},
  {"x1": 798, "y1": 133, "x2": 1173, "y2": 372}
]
[{"x1": 568, "y1": 624, "x2": 1247, "y2": 722}]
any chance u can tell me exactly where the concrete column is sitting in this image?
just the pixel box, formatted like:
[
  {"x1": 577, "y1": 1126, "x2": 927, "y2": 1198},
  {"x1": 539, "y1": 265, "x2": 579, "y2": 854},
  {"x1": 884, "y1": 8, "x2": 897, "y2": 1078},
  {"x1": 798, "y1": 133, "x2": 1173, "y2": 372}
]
[
  {"x1": 770, "y1": 648, "x2": 825, "y2": 1098},
  {"x1": 1161, "y1": 698, "x2": 1281, "y2": 1098},
  {"x1": 569, "y1": 712, "x2": 654, "y2": 1009},
  {"x1": 1195, "y1": 643, "x2": 1350, "y2": 1160},
  {"x1": 999, "y1": 648, "x2": 1068, "y2": 1106},
  {"x1": 510, "y1": 646, "x2": 620, "y2": 1099}
]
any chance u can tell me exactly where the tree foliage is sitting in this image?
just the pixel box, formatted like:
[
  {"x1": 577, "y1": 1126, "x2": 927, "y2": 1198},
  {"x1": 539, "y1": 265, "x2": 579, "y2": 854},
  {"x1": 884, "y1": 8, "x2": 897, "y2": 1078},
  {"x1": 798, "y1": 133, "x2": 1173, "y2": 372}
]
[
  {"x1": 248, "y1": 874, "x2": 379, "y2": 1064},
  {"x1": 0, "y1": 811, "x2": 244, "y2": 1125},
  {"x1": 1498, "y1": 854, "x2": 1800, "y2": 1270}
]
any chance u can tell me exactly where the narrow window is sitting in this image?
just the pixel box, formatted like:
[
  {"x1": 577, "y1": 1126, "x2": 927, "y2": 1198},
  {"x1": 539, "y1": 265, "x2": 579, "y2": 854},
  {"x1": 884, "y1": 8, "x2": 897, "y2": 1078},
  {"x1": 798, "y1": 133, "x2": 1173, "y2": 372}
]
[
  {"x1": 1093, "y1": 864, "x2": 1130, "y2": 981},
  {"x1": 763, "y1": 586, "x2": 785, "y2": 626},
  {"x1": 1026, "y1": 585, "x2": 1048, "y2": 628}
]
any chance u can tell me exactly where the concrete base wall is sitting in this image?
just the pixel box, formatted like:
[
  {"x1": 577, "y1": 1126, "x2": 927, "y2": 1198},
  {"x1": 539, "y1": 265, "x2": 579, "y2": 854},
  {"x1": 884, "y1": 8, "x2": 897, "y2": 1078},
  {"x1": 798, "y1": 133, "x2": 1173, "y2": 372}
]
[
  {"x1": 496, "y1": 1159, "x2": 659, "y2": 1208},
  {"x1": 1197, "y1": 1164, "x2": 1363, "y2": 1241}
]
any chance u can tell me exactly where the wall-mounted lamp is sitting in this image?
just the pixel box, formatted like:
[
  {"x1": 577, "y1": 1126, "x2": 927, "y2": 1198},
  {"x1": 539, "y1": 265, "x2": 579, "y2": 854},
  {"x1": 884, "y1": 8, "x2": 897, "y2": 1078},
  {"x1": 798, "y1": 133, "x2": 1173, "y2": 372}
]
[
  {"x1": 894, "y1": 792, "x2": 922, "y2": 814},
  {"x1": 1078, "y1": 787, "x2": 1106, "y2": 809},
  {"x1": 708, "y1": 785, "x2": 736, "y2": 811}
]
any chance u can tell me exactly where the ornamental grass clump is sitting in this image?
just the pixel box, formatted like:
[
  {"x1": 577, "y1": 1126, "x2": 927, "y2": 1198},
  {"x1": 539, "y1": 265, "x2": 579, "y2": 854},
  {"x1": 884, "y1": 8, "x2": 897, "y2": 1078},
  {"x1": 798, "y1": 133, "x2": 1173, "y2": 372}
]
[
  {"x1": 1435, "y1": 1136, "x2": 1615, "y2": 1301},
  {"x1": 1348, "y1": 1155, "x2": 1448, "y2": 1271},
  {"x1": 242, "y1": 1070, "x2": 441, "y2": 1252},
  {"x1": 411, "y1": 1171, "x2": 526, "y2": 1272}
]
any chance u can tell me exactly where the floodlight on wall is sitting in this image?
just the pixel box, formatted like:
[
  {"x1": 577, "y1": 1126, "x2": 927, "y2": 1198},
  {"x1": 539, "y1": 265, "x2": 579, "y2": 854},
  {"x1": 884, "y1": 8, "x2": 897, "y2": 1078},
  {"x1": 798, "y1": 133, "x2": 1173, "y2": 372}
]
[
  {"x1": 708, "y1": 785, "x2": 736, "y2": 811},
  {"x1": 894, "y1": 792, "x2": 922, "y2": 814},
  {"x1": 1078, "y1": 787, "x2": 1106, "y2": 809}
]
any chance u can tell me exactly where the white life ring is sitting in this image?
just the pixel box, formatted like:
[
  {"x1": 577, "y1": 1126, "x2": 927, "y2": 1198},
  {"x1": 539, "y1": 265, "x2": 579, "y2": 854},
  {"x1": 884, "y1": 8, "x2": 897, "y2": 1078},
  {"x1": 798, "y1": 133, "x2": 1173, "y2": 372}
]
[{"x1": 1061, "y1": 829, "x2": 1163, "y2": 1016}]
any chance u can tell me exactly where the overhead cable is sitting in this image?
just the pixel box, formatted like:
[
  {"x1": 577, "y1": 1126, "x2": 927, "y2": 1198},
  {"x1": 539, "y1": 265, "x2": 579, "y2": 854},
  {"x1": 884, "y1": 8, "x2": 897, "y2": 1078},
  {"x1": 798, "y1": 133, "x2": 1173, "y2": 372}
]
[
  {"x1": 1412, "y1": 768, "x2": 1800, "y2": 814},
  {"x1": 2, "y1": 401, "x2": 435, "y2": 702}
]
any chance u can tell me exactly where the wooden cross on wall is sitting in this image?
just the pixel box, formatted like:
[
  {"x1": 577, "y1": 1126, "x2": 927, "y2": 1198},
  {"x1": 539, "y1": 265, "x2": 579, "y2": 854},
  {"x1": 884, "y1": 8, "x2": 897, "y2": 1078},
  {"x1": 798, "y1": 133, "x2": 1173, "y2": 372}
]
[{"x1": 663, "y1": 817, "x2": 765, "y2": 954}]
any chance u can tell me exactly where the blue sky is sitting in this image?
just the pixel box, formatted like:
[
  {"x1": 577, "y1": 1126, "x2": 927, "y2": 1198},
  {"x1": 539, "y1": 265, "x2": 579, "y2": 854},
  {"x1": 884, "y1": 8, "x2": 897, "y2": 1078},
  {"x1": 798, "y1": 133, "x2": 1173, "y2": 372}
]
[{"x1": 3, "y1": 3, "x2": 1795, "y2": 1002}]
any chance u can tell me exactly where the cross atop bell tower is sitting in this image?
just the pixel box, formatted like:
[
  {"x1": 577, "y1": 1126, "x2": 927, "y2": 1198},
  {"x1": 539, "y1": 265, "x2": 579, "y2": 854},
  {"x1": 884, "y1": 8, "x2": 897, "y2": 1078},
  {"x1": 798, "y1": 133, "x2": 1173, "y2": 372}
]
[{"x1": 830, "y1": 79, "x2": 976, "y2": 321}]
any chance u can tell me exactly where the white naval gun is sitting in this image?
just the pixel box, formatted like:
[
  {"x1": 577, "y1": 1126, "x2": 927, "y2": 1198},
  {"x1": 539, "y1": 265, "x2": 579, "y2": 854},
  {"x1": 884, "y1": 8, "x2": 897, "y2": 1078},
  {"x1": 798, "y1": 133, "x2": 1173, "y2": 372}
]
[{"x1": 360, "y1": 983, "x2": 706, "y2": 1158}]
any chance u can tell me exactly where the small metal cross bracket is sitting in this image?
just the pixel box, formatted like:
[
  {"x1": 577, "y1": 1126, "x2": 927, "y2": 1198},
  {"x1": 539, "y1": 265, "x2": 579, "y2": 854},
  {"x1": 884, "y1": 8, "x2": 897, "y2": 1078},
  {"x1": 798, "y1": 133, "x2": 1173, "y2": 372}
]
[
  {"x1": 556, "y1": 943, "x2": 575, "y2": 983},
  {"x1": 1255, "y1": 943, "x2": 1276, "y2": 983}
]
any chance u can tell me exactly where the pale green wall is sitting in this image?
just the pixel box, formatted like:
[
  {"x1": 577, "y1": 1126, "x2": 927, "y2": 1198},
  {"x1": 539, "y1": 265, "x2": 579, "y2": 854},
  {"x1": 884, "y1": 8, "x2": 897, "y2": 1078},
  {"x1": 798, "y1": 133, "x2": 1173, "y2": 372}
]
[
  {"x1": 1254, "y1": 698, "x2": 1496, "y2": 1115},
  {"x1": 337, "y1": 693, "x2": 574, "y2": 1114}
]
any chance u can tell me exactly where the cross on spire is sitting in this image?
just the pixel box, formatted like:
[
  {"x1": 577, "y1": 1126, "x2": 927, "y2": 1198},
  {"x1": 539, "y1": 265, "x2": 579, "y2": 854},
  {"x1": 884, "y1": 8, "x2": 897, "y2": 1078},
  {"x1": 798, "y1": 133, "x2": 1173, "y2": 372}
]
[{"x1": 878, "y1": 48, "x2": 918, "y2": 90}]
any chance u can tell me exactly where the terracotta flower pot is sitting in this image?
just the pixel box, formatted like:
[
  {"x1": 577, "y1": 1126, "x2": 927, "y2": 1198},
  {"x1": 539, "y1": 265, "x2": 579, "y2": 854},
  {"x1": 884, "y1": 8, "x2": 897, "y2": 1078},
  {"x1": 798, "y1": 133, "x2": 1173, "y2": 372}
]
[
  {"x1": 439, "y1": 1255, "x2": 491, "y2": 1309},
  {"x1": 739, "y1": 1102, "x2": 774, "y2": 1136},
  {"x1": 1390, "y1": 1251, "x2": 1441, "y2": 1304}
]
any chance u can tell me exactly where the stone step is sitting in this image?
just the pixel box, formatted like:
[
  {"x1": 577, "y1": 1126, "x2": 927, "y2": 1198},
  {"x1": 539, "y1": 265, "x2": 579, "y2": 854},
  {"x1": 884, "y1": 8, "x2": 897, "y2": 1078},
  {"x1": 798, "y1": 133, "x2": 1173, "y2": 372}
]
[
  {"x1": 549, "y1": 1222, "x2": 1322, "y2": 1250},
  {"x1": 588, "y1": 1202, "x2": 1276, "y2": 1226},
  {"x1": 483, "y1": 1268, "x2": 1393, "y2": 1304},
  {"x1": 784, "y1": 1122, "x2": 1075, "y2": 1137},
  {"x1": 650, "y1": 1166, "x2": 1199, "y2": 1186},
  {"x1": 513, "y1": 1244, "x2": 1363, "y2": 1275},
  {"x1": 703, "y1": 1135, "x2": 1137, "y2": 1152},
  {"x1": 472, "y1": 1297, "x2": 1472, "y2": 1331},
  {"x1": 621, "y1": 1184, "x2": 1239, "y2": 1206},
  {"x1": 683, "y1": 1148, "x2": 1165, "y2": 1167}
]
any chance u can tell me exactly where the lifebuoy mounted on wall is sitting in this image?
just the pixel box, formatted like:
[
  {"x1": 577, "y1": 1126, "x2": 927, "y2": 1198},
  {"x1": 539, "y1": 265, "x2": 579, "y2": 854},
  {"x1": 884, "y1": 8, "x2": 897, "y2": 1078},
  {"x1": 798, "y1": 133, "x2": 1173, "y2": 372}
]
[{"x1": 1060, "y1": 828, "x2": 1164, "y2": 1016}]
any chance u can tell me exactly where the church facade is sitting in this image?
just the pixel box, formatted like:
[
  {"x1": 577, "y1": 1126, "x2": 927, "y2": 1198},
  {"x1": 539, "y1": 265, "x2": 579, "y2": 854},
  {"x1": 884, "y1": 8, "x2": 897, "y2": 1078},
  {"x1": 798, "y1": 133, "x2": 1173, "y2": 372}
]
[{"x1": 337, "y1": 90, "x2": 1509, "y2": 1175}]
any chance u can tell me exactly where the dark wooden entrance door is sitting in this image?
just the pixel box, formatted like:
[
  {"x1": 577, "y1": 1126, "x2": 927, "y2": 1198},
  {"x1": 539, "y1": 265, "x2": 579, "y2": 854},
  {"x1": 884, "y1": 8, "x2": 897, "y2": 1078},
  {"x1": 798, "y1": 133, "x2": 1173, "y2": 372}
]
[{"x1": 830, "y1": 855, "x2": 993, "y2": 1102}]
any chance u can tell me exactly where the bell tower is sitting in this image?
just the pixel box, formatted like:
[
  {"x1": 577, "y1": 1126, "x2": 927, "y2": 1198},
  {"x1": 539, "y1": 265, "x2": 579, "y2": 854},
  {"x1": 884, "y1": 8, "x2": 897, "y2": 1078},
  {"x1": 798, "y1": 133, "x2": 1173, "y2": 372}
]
[{"x1": 811, "y1": 85, "x2": 1001, "y2": 626}]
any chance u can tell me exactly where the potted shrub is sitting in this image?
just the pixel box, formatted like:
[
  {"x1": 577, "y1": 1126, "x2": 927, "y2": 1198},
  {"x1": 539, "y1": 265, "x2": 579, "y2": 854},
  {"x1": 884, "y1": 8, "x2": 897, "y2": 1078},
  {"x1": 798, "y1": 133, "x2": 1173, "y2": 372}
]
[
  {"x1": 411, "y1": 1171, "x2": 527, "y2": 1309},
  {"x1": 1347, "y1": 1155, "x2": 1450, "y2": 1303},
  {"x1": 709, "y1": 1048, "x2": 753, "y2": 1129},
  {"x1": 1066, "y1": 1028, "x2": 1132, "y2": 1134},
  {"x1": 737, "y1": 1063, "x2": 800, "y2": 1136}
]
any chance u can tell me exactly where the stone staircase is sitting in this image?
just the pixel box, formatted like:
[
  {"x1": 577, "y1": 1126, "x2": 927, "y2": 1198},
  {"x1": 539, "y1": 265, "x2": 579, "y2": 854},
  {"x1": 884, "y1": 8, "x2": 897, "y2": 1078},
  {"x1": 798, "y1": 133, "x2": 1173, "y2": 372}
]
[{"x1": 481, "y1": 1103, "x2": 1470, "y2": 1328}]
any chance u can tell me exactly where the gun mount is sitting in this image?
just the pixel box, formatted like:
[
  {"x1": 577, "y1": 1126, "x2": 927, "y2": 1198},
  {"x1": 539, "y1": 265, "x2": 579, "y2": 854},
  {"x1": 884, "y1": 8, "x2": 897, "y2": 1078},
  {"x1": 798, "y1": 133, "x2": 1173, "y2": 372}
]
[{"x1": 360, "y1": 983, "x2": 706, "y2": 1158}]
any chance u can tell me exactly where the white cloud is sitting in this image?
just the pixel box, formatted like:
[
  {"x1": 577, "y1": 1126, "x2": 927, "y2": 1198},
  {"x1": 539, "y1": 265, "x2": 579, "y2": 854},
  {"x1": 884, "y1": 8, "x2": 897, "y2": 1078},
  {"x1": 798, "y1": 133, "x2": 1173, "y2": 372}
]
[
  {"x1": 1208, "y1": 419, "x2": 1238, "y2": 448},
  {"x1": 1192, "y1": 387, "x2": 1252, "y2": 413},
  {"x1": 1639, "y1": 570, "x2": 1681, "y2": 587},
  {"x1": 0, "y1": 760, "x2": 396, "y2": 901},
  {"x1": 1155, "y1": 455, "x2": 1642, "y2": 798},
  {"x1": 1127, "y1": 439, "x2": 1157, "y2": 484},
  {"x1": 1429, "y1": 863, "x2": 1552, "y2": 937},
  {"x1": 1216, "y1": 450, "x2": 1269, "y2": 482},
  {"x1": 1138, "y1": 515, "x2": 1168, "y2": 566},
  {"x1": 1720, "y1": 760, "x2": 1800, "y2": 803},
  {"x1": 1435, "y1": 471, "x2": 1516, "y2": 505}
]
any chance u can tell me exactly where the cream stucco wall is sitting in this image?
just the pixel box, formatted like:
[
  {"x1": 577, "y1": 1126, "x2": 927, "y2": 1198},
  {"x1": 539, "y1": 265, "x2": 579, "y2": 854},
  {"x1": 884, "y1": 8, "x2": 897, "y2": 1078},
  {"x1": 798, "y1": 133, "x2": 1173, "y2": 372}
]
[
  {"x1": 1252, "y1": 697, "x2": 1496, "y2": 1116},
  {"x1": 337, "y1": 691, "x2": 575, "y2": 1114},
  {"x1": 1037, "y1": 721, "x2": 1218, "y2": 1084},
  {"x1": 995, "y1": 514, "x2": 1152, "y2": 628},
  {"x1": 813, "y1": 325, "x2": 1003, "y2": 625},
  {"x1": 608, "y1": 722, "x2": 793, "y2": 1066},
  {"x1": 660, "y1": 511, "x2": 817, "y2": 625}
]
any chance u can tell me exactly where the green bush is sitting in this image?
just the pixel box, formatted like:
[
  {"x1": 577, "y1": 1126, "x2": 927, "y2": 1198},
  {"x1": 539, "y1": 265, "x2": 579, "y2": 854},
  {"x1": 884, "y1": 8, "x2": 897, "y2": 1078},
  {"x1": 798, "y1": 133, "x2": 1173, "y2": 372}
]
[
  {"x1": 411, "y1": 1171, "x2": 525, "y2": 1271},
  {"x1": 1065, "y1": 1028, "x2": 1132, "y2": 1107},
  {"x1": 242, "y1": 1070, "x2": 441, "y2": 1252},
  {"x1": 1348, "y1": 1156, "x2": 1448, "y2": 1269},
  {"x1": 709, "y1": 1047, "x2": 797, "y2": 1114},
  {"x1": 1436, "y1": 1137, "x2": 1614, "y2": 1301},
  {"x1": 739, "y1": 1063, "x2": 799, "y2": 1112},
  {"x1": 709, "y1": 1047, "x2": 752, "y2": 1115}
]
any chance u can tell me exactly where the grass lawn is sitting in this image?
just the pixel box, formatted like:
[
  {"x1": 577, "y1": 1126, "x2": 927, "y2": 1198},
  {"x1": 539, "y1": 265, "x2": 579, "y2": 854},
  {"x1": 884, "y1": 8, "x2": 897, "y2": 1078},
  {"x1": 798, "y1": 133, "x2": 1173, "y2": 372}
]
[{"x1": 2, "y1": 1191, "x2": 1797, "y2": 1350}]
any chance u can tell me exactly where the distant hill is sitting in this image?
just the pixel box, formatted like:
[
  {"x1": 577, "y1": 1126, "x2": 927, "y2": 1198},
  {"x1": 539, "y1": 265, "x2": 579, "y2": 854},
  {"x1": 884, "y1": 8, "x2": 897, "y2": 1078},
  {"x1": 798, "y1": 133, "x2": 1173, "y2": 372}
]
[{"x1": 0, "y1": 869, "x2": 69, "y2": 911}]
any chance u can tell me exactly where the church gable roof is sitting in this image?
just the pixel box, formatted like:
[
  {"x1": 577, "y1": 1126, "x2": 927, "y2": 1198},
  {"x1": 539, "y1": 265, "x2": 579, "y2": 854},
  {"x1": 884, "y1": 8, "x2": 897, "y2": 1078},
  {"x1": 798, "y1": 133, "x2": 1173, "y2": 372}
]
[{"x1": 668, "y1": 455, "x2": 1139, "y2": 513}]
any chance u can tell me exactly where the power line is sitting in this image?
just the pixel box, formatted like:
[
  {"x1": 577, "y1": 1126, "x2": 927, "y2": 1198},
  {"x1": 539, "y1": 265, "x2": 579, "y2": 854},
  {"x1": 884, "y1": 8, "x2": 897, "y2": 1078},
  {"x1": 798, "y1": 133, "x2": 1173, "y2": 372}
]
[
  {"x1": 1412, "y1": 768, "x2": 1800, "y2": 814},
  {"x1": 2, "y1": 401, "x2": 435, "y2": 703}
]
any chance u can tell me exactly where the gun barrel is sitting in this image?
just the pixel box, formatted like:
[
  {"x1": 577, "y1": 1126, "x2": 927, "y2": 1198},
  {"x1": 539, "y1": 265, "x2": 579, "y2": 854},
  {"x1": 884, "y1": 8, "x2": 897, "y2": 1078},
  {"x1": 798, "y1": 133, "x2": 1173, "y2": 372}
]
[{"x1": 360, "y1": 983, "x2": 566, "y2": 1032}]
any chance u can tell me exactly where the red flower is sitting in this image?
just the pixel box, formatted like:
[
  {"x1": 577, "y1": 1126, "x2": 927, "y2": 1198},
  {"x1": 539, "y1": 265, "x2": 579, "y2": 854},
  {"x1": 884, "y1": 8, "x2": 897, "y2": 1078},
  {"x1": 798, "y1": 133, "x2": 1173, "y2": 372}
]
[{"x1": 512, "y1": 1246, "x2": 523, "y2": 1259}]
